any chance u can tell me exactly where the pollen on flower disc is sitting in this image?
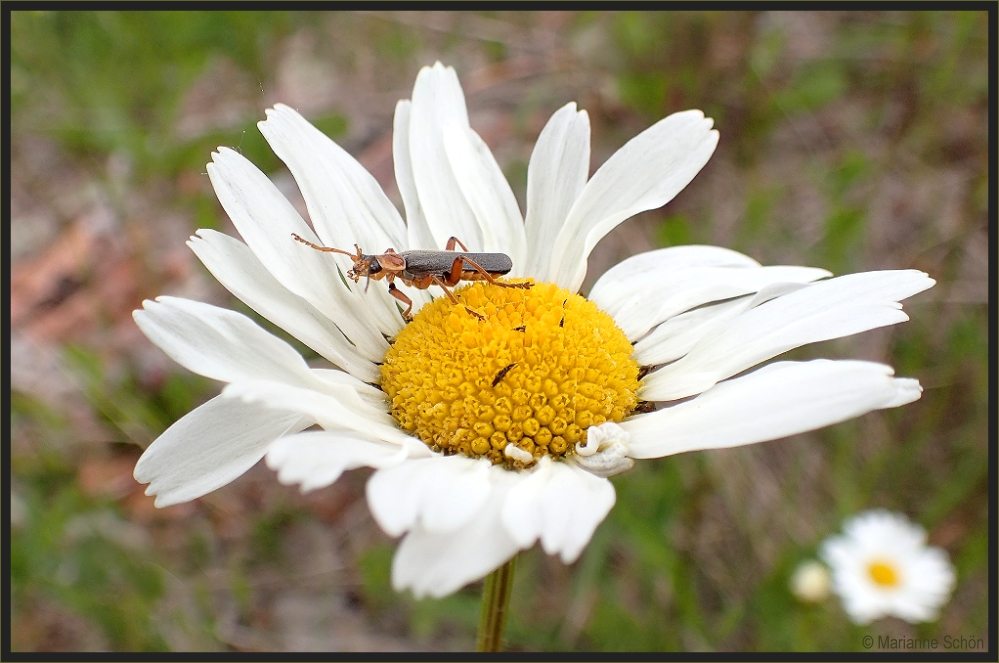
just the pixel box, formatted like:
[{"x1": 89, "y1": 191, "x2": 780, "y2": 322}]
[
  {"x1": 380, "y1": 280, "x2": 640, "y2": 467},
  {"x1": 867, "y1": 560, "x2": 901, "y2": 588}
]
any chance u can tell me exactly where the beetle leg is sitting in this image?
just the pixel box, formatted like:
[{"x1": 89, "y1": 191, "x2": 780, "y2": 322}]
[
  {"x1": 409, "y1": 274, "x2": 433, "y2": 290},
  {"x1": 387, "y1": 281, "x2": 414, "y2": 320},
  {"x1": 445, "y1": 237, "x2": 471, "y2": 252},
  {"x1": 449, "y1": 255, "x2": 533, "y2": 290},
  {"x1": 430, "y1": 275, "x2": 484, "y2": 320},
  {"x1": 444, "y1": 256, "x2": 467, "y2": 286},
  {"x1": 429, "y1": 275, "x2": 461, "y2": 304},
  {"x1": 428, "y1": 273, "x2": 485, "y2": 320},
  {"x1": 441, "y1": 239, "x2": 531, "y2": 290}
]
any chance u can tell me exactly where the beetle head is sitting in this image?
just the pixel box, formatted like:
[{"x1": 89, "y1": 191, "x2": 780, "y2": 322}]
[{"x1": 334, "y1": 244, "x2": 369, "y2": 282}]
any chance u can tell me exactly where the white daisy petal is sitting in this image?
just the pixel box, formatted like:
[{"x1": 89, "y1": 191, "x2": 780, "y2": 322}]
[
  {"x1": 443, "y1": 124, "x2": 527, "y2": 265},
  {"x1": 499, "y1": 457, "x2": 553, "y2": 549},
  {"x1": 257, "y1": 104, "x2": 413, "y2": 335},
  {"x1": 503, "y1": 443, "x2": 535, "y2": 465},
  {"x1": 133, "y1": 297, "x2": 316, "y2": 387},
  {"x1": 551, "y1": 110, "x2": 720, "y2": 292},
  {"x1": 222, "y1": 379, "x2": 414, "y2": 446},
  {"x1": 408, "y1": 62, "x2": 483, "y2": 250},
  {"x1": 537, "y1": 463, "x2": 615, "y2": 563},
  {"x1": 523, "y1": 103, "x2": 590, "y2": 281},
  {"x1": 588, "y1": 244, "x2": 769, "y2": 313},
  {"x1": 134, "y1": 395, "x2": 311, "y2": 507},
  {"x1": 393, "y1": 100, "x2": 436, "y2": 251},
  {"x1": 258, "y1": 103, "x2": 407, "y2": 251},
  {"x1": 634, "y1": 282, "x2": 809, "y2": 366},
  {"x1": 265, "y1": 430, "x2": 413, "y2": 493},
  {"x1": 391, "y1": 468, "x2": 521, "y2": 599},
  {"x1": 501, "y1": 457, "x2": 616, "y2": 563},
  {"x1": 207, "y1": 148, "x2": 388, "y2": 359},
  {"x1": 640, "y1": 270, "x2": 935, "y2": 401},
  {"x1": 309, "y1": 368, "x2": 388, "y2": 406},
  {"x1": 571, "y1": 422, "x2": 635, "y2": 478},
  {"x1": 188, "y1": 230, "x2": 380, "y2": 383},
  {"x1": 899, "y1": 548, "x2": 956, "y2": 620},
  {"x1": 607, "y1": 264, "x2": 832, "y2": 342},
  {"x1": 625, "y1": 360, "x2": 922, "y2": 459},
  {"x1": 366, "y1": 456, "x2": 493, "y2": 537},
  {"x1": 135, "y1": 300, "x2": 381, "y2": 417}
]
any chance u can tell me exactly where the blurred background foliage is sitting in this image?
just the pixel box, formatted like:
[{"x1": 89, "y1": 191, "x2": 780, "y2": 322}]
[{"x1": 8, "y1": 10, "x2": 990, "y2": 652}]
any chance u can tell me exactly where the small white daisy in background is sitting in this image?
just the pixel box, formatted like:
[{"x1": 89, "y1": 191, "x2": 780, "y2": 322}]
[
  {"x1": 790, "y1": 559, "x2": 832, "y2": 603},
  {"x1": 820, "y1": 510, "x2": 956, "y2": 624},
  {"x1": 133, "y1": 61, "x2": 934, "y2": 600}
]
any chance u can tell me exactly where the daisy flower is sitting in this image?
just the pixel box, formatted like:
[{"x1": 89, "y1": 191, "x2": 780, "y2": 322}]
[
  {"x1": 820, "y1": 510, "x2": 956, "y2": 624},
  {"x1": 133, "y1": 62, "x2": 934, "y2": 600}
]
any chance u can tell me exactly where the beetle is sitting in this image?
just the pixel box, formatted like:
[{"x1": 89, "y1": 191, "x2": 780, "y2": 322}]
[{"x1": 291, "y1": 233, "x2": 532, "y2": 320}]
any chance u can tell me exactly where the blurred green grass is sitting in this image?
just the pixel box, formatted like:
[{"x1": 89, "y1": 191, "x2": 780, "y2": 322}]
[{"x1": 9, "y1": 9, "x2": 990, "y2": 652}]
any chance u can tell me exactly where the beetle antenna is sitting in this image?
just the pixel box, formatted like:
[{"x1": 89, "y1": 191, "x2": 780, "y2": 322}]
[{"x1": 291, "y1": 233, "x2": 357, "y2": 258}]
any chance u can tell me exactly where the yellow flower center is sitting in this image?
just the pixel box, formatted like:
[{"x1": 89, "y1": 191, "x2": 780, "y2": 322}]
[
  {"x1": 380, "y1": 280, "x2": 640, "y2": 467},
  {"x1": 867, "y1": 560, "x2": 901, "y2": 587}
]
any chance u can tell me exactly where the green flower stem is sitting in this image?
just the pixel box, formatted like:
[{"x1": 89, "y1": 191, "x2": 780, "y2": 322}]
[{"x1": 476, "y1": 554, "x2": 517, "y2": 652}]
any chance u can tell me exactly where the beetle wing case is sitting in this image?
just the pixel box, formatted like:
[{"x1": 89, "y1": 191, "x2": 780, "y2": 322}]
[{"x1": 402, "y1": 251, "x2": 513, "y2": 277}]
